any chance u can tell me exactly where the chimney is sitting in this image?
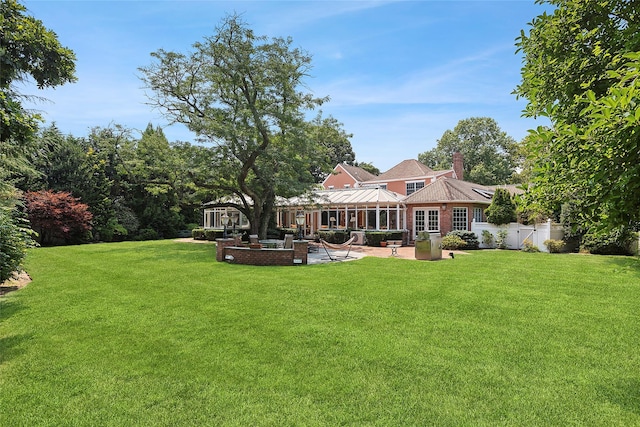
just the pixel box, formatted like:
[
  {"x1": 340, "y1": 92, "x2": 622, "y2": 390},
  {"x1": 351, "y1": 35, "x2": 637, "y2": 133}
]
[{"x1": 453, "y1": 151, "x2": 464, "y2": 181}]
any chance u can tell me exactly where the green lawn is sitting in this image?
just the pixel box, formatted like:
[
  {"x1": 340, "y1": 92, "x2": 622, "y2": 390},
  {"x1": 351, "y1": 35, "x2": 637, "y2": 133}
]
[{"x1": 1, "y1": 241, "x2": 639, "y2": 426}]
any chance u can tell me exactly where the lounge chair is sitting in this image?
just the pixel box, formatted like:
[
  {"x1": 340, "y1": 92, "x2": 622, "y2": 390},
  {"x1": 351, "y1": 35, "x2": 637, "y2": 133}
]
[
  {"x1": 283, "y1": 234, "x2": 294, "y2": 249},
  {"x1": 319, "y1": 236, "x2": 356, "y2": 261}
]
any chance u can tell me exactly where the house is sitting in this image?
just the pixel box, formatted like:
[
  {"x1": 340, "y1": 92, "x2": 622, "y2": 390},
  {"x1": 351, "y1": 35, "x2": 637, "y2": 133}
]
[
  {"x1": 322, "y1": 153, "x2": 464, "y2": 196},
  {"x1": 403, "y1": 178, "x2": 495, "y2": 236},
  {"x1": 205, "y1": 153, "x2": 520, "y2": 241},
  {"x1": 321, "y1": 163, "x2": 378, "y2": 190},
  {"x1": 277, "y1": 187, "x2": 406, "y2": 237},
  {"x1": 363, "y1": 158, "x2": 459, "y2": 196}
]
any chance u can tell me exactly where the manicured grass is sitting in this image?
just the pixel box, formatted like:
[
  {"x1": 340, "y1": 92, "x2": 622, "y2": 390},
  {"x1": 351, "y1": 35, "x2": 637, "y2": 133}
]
[{"x1": 1, "y1": 241, "x2": 639, "y2": 426}]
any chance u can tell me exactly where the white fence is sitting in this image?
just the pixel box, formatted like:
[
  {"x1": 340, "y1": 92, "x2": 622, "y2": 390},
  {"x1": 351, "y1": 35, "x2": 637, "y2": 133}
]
[{"x1": 471, "y1": 219, "x2": 564, "y2": 253}]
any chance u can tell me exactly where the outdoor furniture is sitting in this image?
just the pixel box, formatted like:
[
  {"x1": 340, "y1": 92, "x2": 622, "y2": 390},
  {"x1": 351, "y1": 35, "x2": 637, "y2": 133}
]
[
  {"x1": 283, "y1": 234, "x2": 294, "y2": 249},
  {"x1": 389, "y1": 244, "x2": 400, "y2": 256},
  {"x1": 249, "y1": 234, "x2": 259, "y2": 244},
  {"x1": 319, "y1": 236, "x2": 356, "y2": 261},
  {"x1": 306, "y1": 240, "x2": 320, "y2": 253},
  {"x1": 259, "y1": 239, "x2": 284, "y2": 248}
]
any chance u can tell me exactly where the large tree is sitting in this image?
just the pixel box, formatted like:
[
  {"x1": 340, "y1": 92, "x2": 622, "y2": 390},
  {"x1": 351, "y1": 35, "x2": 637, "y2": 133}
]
[
  {"x1": 139, "y1": 15, "x2": 331, "y2": 238},
  {"x1": 515, "y1": 0, "x2": 640, "y2": 228},
  {"x1": 0, "y1": 0, "x2": 76, "y2": 147},
  {"x1": 418, "y1": 117, "x2": 519, "y2": 185},
  {"x1": 0, "y1": 0, "x2": 75, "y2": 274},
  {"x1": 306, "y1": 112, "x2": 355, "y2": 182}
]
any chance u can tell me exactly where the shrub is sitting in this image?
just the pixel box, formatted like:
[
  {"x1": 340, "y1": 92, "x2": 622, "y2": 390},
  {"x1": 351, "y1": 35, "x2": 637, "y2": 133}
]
[
  {"x1": 481, "y1": 230, "x2": 494, "y2": 248},
  {"x1": 544, "y1": 239, "x2": 565, "y2": 253},
  {"x1": 581, "y1": 227, "x2": 637, "y2": 255},
  {"x1": 364, "y1": 231, "x2": 403, "y2": 247},
  {"x1": 0, "y1": 207, "x2": 36, "y2": 283},
  {"x1": 25, "y1": 190, "x2": 93, "y2": 245},
  {"x1": 446, "y1": 230, "x2": 479, "y2": 250},
  {"x1": 204, "y1": 229, "x2": 221, "y2": 241},
  {"x1": 135, "y1": 228, "x2": 159, "y2": 241},
  {"x1": 495, "y1": 228, "x2": 509, "y2": 249},
  {"x1": 441, "y1": 235, "x2": 466, "y2": 250},
  {"x1": 278, "y1": 228, "x2": 298, "y2": 239},
  {"x1": 521, "y1": 238, "x2": 540, "y2": 252},
  {"x1": 192, "y1": 228, "x2": 206, "y2": 240},
  {"x1": 317, "y1": 230, "x2": 350, "y2": 244},
  {"x1": 485, "y1": 188, "x2": 516, "y2": 225}
]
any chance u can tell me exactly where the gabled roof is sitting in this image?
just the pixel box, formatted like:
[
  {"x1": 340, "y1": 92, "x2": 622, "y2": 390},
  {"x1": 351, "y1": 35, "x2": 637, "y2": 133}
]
[
  {"x1": 280, "y1": 187, "x2": 404, "y2": 207},
  {"x1": 374, "y1": 159, "x2": 434, "y2": 181},
  {"x1": 339, "y1": 163, "x2": 377, "y2": 182},
  {"x1": 322, "y1": 163, "x2": 377, "y2": 187},
  {"x1": 403, "y1": 178, "x2": 495, "y2": 204}
]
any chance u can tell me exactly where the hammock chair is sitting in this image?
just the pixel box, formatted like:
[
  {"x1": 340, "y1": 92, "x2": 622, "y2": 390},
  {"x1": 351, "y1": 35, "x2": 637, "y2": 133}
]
[{"x1": 320, "y1": 236, "x2": 356, "y2": 261}]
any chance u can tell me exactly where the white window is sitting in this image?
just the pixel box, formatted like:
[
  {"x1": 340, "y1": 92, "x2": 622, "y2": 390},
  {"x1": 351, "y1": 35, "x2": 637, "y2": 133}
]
[
  {"x1": 406, "y1": 181, "x2": 425, "y2": 195},
  {"x1": 344, "y1": 184, "x2": 351, "y2": 188},
  {"x1": 473, "y1": 207, "x2": 484, "y2": 223},
  {"x1": 452, "y1": 207, "x2": 468, "y2": 231},
  {"x1": 414, "y1": 209, "x2": 439, "y2": 236}
]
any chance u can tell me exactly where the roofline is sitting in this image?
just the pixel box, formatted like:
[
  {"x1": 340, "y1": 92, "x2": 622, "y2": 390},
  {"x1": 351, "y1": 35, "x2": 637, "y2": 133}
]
[
  {"x1": 365, "y1": 169, "x2": 454, "y2": 183},
  {"x1": 402, "y1": 199, "x2": 492, "y2": 205},
  {"x1": 321, "y1": 163, "x2": 360, "y2": 187}
]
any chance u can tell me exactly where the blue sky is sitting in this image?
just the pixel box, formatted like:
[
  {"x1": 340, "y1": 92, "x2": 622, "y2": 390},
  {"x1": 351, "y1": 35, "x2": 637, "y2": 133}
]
[{"x1": 24, "y1": 0, "x2": 552, "y2": 171}]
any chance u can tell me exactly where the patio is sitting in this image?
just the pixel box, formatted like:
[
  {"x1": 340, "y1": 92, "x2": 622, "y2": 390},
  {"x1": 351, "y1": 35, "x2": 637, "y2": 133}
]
[{"x1": 176, "y1": 238, "x2": 458, "y2": 264}]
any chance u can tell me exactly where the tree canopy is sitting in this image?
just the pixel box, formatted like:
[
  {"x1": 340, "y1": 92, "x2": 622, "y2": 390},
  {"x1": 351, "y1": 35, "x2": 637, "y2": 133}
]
[
  {"x1": 139, "y1": 14, "x2": 341, "y2": 238},
  {"x1": 485, "y1": 188, "x2": 517, "y2": 226},
  {"x1": 515, "y1": 0, "x2": 640, "y2": 228},
  {"x1": 0, "y1": 0, "x2": 76, "y2": 276},
  {"x1": 0, "y1": 0, "x2": 76, "y2": 144},
  {"x1": 418, "y1": 117, "x2": 519, "y2": 185}
]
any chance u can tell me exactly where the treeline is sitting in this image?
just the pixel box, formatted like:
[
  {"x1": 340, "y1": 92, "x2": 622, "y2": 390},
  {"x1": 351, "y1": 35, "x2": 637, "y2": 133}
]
[{"x1": 16, "y1": 123, "x2": 212, "y2": 243}]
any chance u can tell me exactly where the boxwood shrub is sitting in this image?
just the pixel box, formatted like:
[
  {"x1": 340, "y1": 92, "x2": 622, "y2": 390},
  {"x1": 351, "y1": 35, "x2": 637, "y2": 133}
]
[
  {"x1": 364, "y1": 231, "x2": 404, "y2": 247},
  {"x1": 544, "y1": 239, "x2": 565, "y2": 253},
  {"x1": 441, "y1": 235, "x2": 466, "y2": 250},
  {"x1": 317, "y1": 230, "x2": 350, "y2": 244},
  {"x1": 192, "y1": 228, "x2": 206, "y2": 240},
  {"x1": 446, "y1": 230, "x2": 479, "y2": 250}
]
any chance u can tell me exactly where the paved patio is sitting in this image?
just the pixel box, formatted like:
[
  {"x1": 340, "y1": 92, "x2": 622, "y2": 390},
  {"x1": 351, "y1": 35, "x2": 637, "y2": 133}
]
[
  {"x1": 176, "y1": 238, "x2": 459, "y2": 264},
  {"x1": 307, "y1": 243, "x2": 420, "y2": 264}
]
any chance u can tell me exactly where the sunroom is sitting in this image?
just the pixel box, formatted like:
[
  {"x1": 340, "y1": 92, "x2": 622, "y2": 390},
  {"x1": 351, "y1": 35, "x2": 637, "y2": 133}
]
[{"x1": 277, "y1": 187, "x2": 407, "y2": 237}]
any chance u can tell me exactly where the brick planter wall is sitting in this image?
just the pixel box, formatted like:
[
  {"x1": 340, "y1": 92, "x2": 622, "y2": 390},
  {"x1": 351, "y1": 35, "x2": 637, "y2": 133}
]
[
  {"x1": 216, "y1": 239, "x2": 308, "y2": 266},
  {"x1": 215, "y1": 238, "x2": 236, "y2": 262}
]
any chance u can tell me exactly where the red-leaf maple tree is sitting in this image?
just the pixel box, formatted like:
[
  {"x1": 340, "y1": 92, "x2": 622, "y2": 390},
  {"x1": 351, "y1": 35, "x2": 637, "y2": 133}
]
[{"x1": 25, "y1": 190, "x2": 93, "y2": 245}]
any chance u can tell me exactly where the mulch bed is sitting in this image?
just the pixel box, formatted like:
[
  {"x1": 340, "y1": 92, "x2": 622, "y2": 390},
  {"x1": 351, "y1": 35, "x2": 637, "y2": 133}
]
[{"x1": 0, "y1": 271, "x2": 31, "y2": 296}]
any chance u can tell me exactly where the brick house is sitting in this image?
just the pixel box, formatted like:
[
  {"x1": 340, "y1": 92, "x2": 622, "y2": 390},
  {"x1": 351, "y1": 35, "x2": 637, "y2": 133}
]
[
  {"x1": 322, "y1": 163, "x2": 378, "y2": 190},
  {"x1": 208, "y1": 153, "x2": 521, "y2": 241},
  {"x1": 322, "y1": 153, "x2": 463, "y2": 195},
  {"x1": 403, "y1": 178, "x2": 494, "y2": 237}
]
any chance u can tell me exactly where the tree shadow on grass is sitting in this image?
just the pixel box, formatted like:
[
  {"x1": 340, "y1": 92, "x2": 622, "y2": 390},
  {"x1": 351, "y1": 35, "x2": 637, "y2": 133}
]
[
  {"x1": 0, "y1": 334, "x2": 30, "y2": 366},
  {"x1": 604, "y1": 256, "x2": 640, "y2": 279},
  {"x1": 0, "y1": 299, "x2": 29, "y2": 365},
  {"x1": 0, "y1": 298, "x2": 24, "y2": 319},
  {"x1": 599, "y1": 378, "x2": 640, "y2": 416}
]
